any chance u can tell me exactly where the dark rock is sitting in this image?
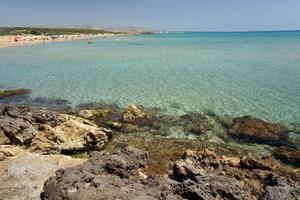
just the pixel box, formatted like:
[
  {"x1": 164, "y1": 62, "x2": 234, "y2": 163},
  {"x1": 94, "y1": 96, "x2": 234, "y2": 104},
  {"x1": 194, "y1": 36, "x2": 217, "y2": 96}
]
[
  {"x1": 229, "y1": 116, "x2": 289, "y2": 146},
  {"x1": 174, "y1": 174, "x2": 253, "y2": 200},
  {"x1": 273, "y1": 147, "x2": 300, "y2": 167},
  {"x1": 42, "y1": 146, "x2": 300, "y2": 200},
  {"x1": 0, "y1": 116, "x2": 36, "y2": 145},
  {"x1": 42, "y1": 147, "x2": 173, "y2": 200},
  {"x1": 262, "y1": 173, "x2": 300, "y2": 200}
]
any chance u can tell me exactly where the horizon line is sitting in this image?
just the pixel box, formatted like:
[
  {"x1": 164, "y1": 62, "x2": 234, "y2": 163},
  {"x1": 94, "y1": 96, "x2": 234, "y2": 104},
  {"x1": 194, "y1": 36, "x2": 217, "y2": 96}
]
[{"x1": 1, "y1": 26, "x2": 300, "y2": 33}]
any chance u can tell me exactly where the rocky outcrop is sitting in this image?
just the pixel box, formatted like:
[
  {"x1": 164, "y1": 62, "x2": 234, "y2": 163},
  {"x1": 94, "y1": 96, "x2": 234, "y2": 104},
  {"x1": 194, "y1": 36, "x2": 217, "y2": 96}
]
[
  {"x1": 173, "y1": 149, "x2": 299, "y2": 200},
  {"x1": 42, "y1": 147, "x2": 300, "y2": 200},
  {"x1": 229, "y1": 116, "x2": 289, "y2": 146},
  {"x1": 122, "y1": 104, "x2": 151, "y2": 125},
  {"x1": 0, "y1": 105, "x2": 108, "y2": 154},
  {"x1": 42, "y1": 147, "x2": 180, "y2": 200},
  {"x1": 0, "y1": 154, "x2": 85, "y2": 200}
]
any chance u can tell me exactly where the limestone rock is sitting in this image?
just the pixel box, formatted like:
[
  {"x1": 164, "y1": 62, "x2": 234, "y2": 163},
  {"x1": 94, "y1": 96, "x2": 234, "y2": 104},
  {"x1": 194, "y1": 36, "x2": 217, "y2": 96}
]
[
  {"x1": 0, "y1": 154, "x2": 85, "y2": 200},
  {"x1": 0, "y1": 145, "x2": 31, "y2": 158},
  {"x1": 0, "y1": 105, "x2": 108, "y2": 154}
]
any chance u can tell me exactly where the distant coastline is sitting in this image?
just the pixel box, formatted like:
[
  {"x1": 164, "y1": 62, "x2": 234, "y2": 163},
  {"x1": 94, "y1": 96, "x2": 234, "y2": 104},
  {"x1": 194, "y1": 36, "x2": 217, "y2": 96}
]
[{"x1": 0, "y1": 27, "x2": 147, "y2": 48}]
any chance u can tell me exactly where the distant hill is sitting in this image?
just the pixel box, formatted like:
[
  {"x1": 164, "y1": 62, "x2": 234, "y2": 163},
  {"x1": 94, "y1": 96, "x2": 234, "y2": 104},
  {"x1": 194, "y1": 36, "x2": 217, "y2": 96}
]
[{"x1": 0, "y1": 27, "x2": 140, "y2": 36}]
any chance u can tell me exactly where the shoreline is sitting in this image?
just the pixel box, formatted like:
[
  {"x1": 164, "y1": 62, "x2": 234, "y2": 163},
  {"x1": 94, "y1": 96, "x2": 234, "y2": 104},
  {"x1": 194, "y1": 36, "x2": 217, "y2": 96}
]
[
  {"x1": 0, "y1": 104, "x2": 299, "y2": 199},
  {"x1": 0, "y1": 33, "x2": 135, "y2": 49}
]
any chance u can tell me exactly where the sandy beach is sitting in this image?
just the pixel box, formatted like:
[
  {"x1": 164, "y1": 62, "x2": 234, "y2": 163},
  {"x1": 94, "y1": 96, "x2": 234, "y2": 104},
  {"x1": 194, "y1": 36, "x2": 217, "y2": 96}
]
[{"x1": 0, "y1": 33, "x2": 120, "y2": 49}]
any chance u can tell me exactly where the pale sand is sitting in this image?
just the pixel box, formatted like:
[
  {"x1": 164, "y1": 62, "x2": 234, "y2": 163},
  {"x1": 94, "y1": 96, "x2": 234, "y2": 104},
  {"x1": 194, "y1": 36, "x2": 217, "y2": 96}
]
[{"x1": 0, "y1": 33, "x2": 121, "y2": 49}]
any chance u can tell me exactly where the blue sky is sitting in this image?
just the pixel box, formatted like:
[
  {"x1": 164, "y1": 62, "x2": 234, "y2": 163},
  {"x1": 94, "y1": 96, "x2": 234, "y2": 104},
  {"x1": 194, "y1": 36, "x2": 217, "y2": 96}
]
[{"x1": 1, "y1": 0, "x2": 300, "y2": 31}]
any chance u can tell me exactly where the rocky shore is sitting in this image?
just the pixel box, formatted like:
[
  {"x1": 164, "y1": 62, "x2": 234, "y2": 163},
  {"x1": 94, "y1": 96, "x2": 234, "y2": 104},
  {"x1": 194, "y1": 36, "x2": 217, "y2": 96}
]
[{"x1": 0, "y1": 104, "x2": 299, "y2": 200}]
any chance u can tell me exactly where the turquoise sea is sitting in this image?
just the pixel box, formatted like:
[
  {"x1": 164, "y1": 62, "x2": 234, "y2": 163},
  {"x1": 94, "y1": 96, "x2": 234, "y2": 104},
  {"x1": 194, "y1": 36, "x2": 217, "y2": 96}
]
[{"x1": 0, "y1": 32, "x2": 299, "y2": 123}]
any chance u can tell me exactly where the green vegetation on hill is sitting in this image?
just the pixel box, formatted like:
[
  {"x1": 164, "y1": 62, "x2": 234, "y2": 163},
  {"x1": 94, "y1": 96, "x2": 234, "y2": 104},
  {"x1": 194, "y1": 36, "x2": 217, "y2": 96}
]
[{"x1": 0, "y1": 27, "x2": 126, "y2": 36}]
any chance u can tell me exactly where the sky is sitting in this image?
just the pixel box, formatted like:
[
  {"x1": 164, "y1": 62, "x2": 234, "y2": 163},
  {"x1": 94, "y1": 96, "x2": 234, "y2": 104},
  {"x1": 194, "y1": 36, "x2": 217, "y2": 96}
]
[{"x1": 1, "y1": 0, "x2": 300, "y2": 31}]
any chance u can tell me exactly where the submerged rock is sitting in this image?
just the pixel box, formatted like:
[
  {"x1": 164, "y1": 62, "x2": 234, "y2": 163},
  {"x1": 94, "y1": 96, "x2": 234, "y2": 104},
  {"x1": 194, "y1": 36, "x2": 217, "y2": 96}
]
[
  {"x1": 0, "y1": 105, "x2": 108, "y2": 154},
  {"x1": 229, "y1": 116, "x2": 289, "y2": 146},
  {"x1": 0, "y1": 88, "x2": 31, "y2": 99}
]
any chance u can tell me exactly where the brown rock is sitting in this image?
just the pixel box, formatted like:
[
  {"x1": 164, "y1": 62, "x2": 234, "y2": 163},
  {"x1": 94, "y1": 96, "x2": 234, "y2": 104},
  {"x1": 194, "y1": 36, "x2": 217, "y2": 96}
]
[
  {"x1": 122, "y1": 104, "x2": 150, "y2": 125},
  {"x1": 229, "y1": 116, "x2": 289, "y2": 146},
  {"x1": 240, "y1": 155, "x2": 272, "y2": 170}
]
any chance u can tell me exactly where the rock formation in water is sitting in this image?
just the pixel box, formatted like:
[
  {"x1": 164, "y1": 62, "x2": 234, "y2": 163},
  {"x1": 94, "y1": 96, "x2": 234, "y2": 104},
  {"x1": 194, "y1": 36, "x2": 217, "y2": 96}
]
[{"x1": 229, "y1": 116, "x2": 289, "y2": 146}]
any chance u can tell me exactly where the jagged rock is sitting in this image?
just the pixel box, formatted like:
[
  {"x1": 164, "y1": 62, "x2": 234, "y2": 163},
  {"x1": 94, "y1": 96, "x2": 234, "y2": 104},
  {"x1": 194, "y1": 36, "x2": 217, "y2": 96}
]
[
  {"x1": 273, "y1": 147, "x2": 300, "y2": 167},
  {"x1": 122, "y1": 104, "x2": 150, "y2": 125},
  {"x1": 42, "y1": 147, "x2": 176, "y2": 200},
  {"x1": 174, "y1": 149, "x2": 299, "y2": 200},
  {"x1": 174, "y1": 174, "x2": 254, "y2": 200},
  {"x1": 0, "y1": 105, "x2": 108, "y2": 153},
  {"x1": 31, "y1": 114, "x2": 108, "y2": 153},
  {"x1": 262, "y1": 173, "x2": 300, "y2": 200},
  {"x1": 0, "y1": 116, "x2": 37, "y2": 145},
  {"x1": 42, "y1": 146, "x2": 300, "y2": 200},
  {"x1": 229, "y1": 116, "x2": 289, "y2": 146},
  {"x1": 173, "y1": 159, "x2": 204, "y2": 180},
  {"x1": 0, "y1": 154, "x2": 85, "y2": 200}
]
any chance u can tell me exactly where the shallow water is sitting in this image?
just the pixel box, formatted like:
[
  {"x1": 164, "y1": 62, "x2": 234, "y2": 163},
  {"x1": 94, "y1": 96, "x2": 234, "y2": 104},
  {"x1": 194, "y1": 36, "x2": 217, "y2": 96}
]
[{"x1": 0, "y1": 32, "x2": 300, "y2": 123}]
